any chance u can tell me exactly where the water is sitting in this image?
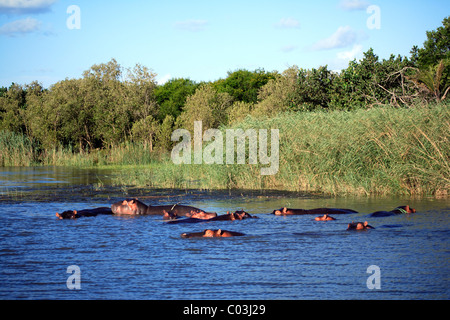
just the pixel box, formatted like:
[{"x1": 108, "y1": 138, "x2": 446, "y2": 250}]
[{"x1": 0, "y1": 167, "x2": 448, "y2": 300}]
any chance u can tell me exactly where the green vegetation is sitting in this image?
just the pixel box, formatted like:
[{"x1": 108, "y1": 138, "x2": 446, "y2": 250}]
[
  {"x1": 1, "y1": 17, "x2": 449, "y2": 197},
  {"x1": 111, "y1": 102, "x2": 449, "y2": 196}
]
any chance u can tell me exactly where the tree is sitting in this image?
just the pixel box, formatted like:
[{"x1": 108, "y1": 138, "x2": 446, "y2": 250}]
[
  {"x1": 179, "y1": 84, "x2": 234, "y2": 132},
  {"x1": 296, "y1": 66, "x2": 337, "y2": 110},
  {"x1": 253, "y1": 66, "x2": 298, "y2": 116},
  {"x1": 154, "y1": 78, "x2": 198, "y2": 121},
  {"x1": 415, "y1": 16, "x2": 450, "y2": 92},
  {"x1": 408, "y1": 59, "x2": 450, "y2": 102},
  {"x1": 213, "y1": 69, "x2": 276, "y2": 103},
  {"x1": 82, "y1": 59, "x2": 130, "y2": 147},
  {"x1": 156, "y1": 114, "x2": 175, "y2": 152},
  {"x1": 125, "y1": 63, "x2": 159, "y2": 121},
  {"x1": 131, "y1": 115, "x2": 160, "y2": 151},
  {"x1": 0, "y1": 83, "x2": 27, "y2": 133}
]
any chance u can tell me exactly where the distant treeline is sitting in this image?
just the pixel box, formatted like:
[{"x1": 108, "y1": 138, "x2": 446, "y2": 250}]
[{"x1": 1, "y1": 17, "x2": 449, "y2": 155}]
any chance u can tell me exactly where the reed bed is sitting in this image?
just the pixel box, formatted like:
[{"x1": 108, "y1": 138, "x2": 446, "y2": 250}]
[{"x1": 2, "y1": 102, "x2": 449, "y2": 196}]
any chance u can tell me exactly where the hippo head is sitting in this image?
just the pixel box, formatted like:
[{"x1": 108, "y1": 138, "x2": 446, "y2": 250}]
[
  {"x1": 187, "y1": 210, "x2": 217, "y2": 220},
  {"x1": 163, "y1": 210, "x2": 178, "y2": 220},
  {"x1": 397, "y1": 205, "x2": 416, "y2": 214},
  {"x1": 111, "y1": 199, "x2": 148, "y2": 215},
  {"x1": 56, "y1": 210, "x2": 78, "y2": 219},
  {"x1": 272, "y1": 207, "x2": 287, "y2": 215},
  {"x1": 203, "y1": 229, "x2": 223, "y2": 237},
  {"x1": 233, "y1": 210, "x2": 254, "y2": 219}
]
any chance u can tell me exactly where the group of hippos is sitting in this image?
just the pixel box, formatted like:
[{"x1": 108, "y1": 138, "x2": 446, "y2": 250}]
[{"x1": 56, "y1": 198, "x2": 416, "y2": 238}]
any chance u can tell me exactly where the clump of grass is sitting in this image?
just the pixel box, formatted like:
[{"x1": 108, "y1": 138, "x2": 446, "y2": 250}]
[
  {"x1": 0, "y1": 130, "x2": 37, "y2": 166},
  {"x1": 229, "y1": 101, "x2": 450, "y2": 196}
]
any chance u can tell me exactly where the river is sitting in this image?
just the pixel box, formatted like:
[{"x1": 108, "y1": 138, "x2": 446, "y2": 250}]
[{"x1": 0, "y1": 166, "x2": 448, "y2": 300}]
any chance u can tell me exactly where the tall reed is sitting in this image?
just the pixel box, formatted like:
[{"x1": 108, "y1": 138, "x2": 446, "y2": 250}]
[
  {"x1": 0, "y1": 130, "x2": 36, "y2": 166},
  {"x1": 113, "y1": 102, "x2": 449, "y2": 196}
]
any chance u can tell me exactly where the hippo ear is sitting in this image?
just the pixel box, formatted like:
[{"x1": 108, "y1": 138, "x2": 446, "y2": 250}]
[
  {"x1": 56, "y1": 213, "x2": 61, "y2": 219},
  {"x1": 122, "y1": 200, "x2": 127, "y2": 205},
  {"x1": 282, "y1": 207, "x2": 287, "y2": 213},
  {"x1": 364, "y1": 221, "x2": 368, "y2": 226},
  {"x1": 129, "y1": 199, "x2": 135, "y2": 204},
  {"x1": 74, "y1": 210, "x2": 78, "y2": 215}
]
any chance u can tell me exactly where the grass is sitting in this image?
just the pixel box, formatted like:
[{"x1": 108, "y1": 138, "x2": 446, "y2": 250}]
[
  {"x1": 2, "y1": 102, "x2": 449, "y2": 197},
  {"x1": 0, "y1": 130, "x2": 37, "y2": 166},
  {"x1": 111, "y1": 102, "x2": 449, "y2": 196}
]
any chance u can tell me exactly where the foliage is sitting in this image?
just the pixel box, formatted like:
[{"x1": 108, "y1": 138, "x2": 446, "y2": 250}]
[
  {"x1": 212, "y1": 68, "x2": 277, "y2": 103},
  {"x1": 154, "y1": 78, "x2": 199, "y2": 121},
  {"x1": 0, "y1": 16, "x2": 449, "y2": 179},
  {"x1": 178, "y1": 83, "x2": 233, "y2": 132}
]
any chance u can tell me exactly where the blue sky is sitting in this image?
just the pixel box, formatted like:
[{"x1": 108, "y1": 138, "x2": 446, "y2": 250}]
[{"x1": 0, "y1": 0, "x2": 449, "y2": 88}]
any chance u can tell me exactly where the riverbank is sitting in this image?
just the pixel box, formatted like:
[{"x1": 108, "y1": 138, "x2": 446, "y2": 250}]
[
  {"x1": 1, "y1": 102, "x2": 449, "y2": 197},
  {"x1": 110, "y1": 102, "x2": 449, "y2": 197}
]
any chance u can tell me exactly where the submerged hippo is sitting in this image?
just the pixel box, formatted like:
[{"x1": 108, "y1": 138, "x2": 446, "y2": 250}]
[
  {"x1": 56, "y1": 207, "x2": 113, "y2": 219},
  {"x1": 369, "y1": 205, "x2": 416, "y2": 217},
  {"x1": 273, "y1": 207, "x2": 358, "y2": 216},
  {"x1": 111, "y1": 199, "x2": 216, "y2": 218},
  {"x1": 315, "y1": 214, "x2": 336, "y2": 221},
  {"x1": 167, "y1": 210, "x2": 257, "y2": 224},
  {"x1": 347, "y1": 221, "x2": 375, "y2": 231},
  {"x1": 181, "y1": 229, "x2": 245, "y2": 238}
]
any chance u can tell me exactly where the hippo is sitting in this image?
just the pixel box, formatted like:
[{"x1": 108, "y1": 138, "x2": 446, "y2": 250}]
[
  {"x1": 347, "y1": 221, "x2": 375, "y2": 231},
  {"x1": 163, "y1": 210, "x2": 179, "y2": 220},
  {"x1": 272, "y1": 207, "x2": 358, "y2": 216},
  {"x1": 181, "y1": 229, "x2": 245, "y2": 238},
  {"x1": 369, "y1": 205, "x2": 416, "y2": 217},
  {"x1": 56, "y1": 207, "x2": 113, "y2": 219},
  {"x1": 315, "y1": 214, "x2": 336, "y2": 221},
  {"x1": 167, "y1": 210, "x2": 257, "y2": 224},
  {"x1": 111, "y1": 199, "x2": 216, "y2": 218},
  {"x1": 209, "y1": 210, "x2": 257, "y2": 221}
]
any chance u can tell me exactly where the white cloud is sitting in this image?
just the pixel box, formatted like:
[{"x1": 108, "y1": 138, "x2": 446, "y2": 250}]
[
  {"x1": 0, "y1": 17, "x2": 41, "y2": 36},
  {"x1": 311, "y1": 26, "x2": 357, "y2": 50},
  {"x1": 0, "y1": 0, "x2": 57, "y2": 14},
  {"x1": 339, "y1": 0, "x2": 370, "y2": 11},
  {"x1": 337, "y1": 44, "x2": 363, "y2": 61},
  {"x1": 330, "y1": 44, "x2": 364, "y2": 71},
  {"x1": 174, "y1": 19, "x2": 208, "y2": 32},
  {"x1": 157, "y1": 73, "x2": 171, "y2": 85},
  {"x1": 275, "y1": 17, "x2": 300, "y2": 29}
]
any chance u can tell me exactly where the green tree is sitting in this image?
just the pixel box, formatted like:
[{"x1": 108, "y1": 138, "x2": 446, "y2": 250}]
[
  {"x1": 409, "y1": 59, "x2": 450, "y2": 102},
  {"x1": 416, "y1": 17, "x2": 450, "y2": 69},
  {"x1": 296, "y1": 66, "x2": 337, "y2": 110},
  {"x1": 154, "y1": 78, "x2": 198, "y2": 121},
  {"x1": 82, "y1": 59, "x2": 130, "y2": 147},
  {"x1": 179, "y1": 84, "x2": 233, "y2": 132},
  {"x1": 156, "y1": 114, "x2": 175, "y2": 152},
  {"x1": 0, "y1": 83, "x2": 27, "y2": 133},
  {"x1": 131, "y1": 115, "x2": 160, "y2": 151},
  {"x1": 413, "y1": 16, "x2": 450, "y2": 99},
  {"x1": 213, "y1": 69, "x2": 276, "y2": 103},
  {"x1": 253, "y1": 66, "x2": 298, "y2": 117}
]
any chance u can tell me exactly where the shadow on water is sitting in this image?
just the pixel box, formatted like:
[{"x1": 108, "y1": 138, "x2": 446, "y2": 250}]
[{"x1": 0, "y1": 166, "x2": 320, "y2": 204}]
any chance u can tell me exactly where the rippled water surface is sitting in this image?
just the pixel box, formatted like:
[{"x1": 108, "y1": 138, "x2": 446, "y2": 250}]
[{"x1": 0, "y1": 167, "x2": 448, "y2": 299}]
